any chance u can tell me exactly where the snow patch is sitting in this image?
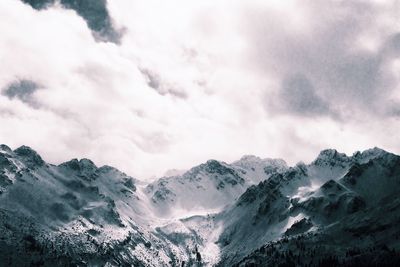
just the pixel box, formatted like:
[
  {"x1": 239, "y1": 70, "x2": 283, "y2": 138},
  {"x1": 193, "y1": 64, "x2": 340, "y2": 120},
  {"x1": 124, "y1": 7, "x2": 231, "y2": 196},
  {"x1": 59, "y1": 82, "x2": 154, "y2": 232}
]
[{"x1": 282, "y1": 213, "x2": 306, "y2": 234}]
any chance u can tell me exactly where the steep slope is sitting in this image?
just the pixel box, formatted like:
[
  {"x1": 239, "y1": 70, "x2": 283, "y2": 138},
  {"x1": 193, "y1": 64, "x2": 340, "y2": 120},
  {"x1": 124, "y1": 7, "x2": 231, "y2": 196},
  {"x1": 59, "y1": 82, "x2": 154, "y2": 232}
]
[
  {"x1": 146, "y1": 158, "x2": 287, "y2": 218},
  {"x1": 216, "y1": 163, "x2": 311, "y2": 265},
  {"x1": 0, "y1": 145, "x2": 189, "y2": 266},
  {"x1": 146, "y1": 160, "x2": 246, "y2": 218},
  {"x1": 144, "y1": 158, "x2": 288, "y2": 264},
  {"x1": 217, "y1": 148, "x2": 400, "y2": 266},
  {"x1": 0, "y1": 144, "x2": 288, "y2": 266},
  {"x1": 231, "y1": 155, "x2": 287, "y2": 184},
  {"x1": 1, "y1": 144, "x2": 400, "y2": 266}
]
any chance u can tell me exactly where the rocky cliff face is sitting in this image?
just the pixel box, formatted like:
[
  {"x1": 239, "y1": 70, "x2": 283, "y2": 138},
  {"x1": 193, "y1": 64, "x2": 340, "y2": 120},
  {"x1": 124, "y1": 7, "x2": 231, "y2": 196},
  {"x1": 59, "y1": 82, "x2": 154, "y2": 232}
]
[
  {"x1": 1, "y1": 144, "x2": 400, "y2": 266},
  {"x1": 217, "y1": 148, "x2": 400, "y2": 266}
]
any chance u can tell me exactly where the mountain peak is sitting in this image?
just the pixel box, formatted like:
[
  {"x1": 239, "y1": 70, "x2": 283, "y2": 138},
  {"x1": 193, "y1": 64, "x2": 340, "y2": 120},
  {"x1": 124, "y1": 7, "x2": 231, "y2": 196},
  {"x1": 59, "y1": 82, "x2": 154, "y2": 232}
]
[
  {"x1": 234, "y1": 155, "x2": 287, "y2": 166},
  {"x1": 237, "y1": 155, "x2": 262, "y2": 162},
  {"x1": 361, "y1": 147, "x2": 388, "y2": 158},
  {"x1": 312, "y1": 148, "x2": 349, "y2": 166},
  {"x1": 79, "y1": 158, "x2": 97, "y2": 169},
  {"x1": 350, "y1": 147, "x2": 392, "y2": 164},
  {"x1": 204, "y1": 159, "x2": 230, "y2": 173},
  {"x1": 59, "y1": 158, "x2": 97, "y2": 170},
  {"x1": 318, "y1": 148, "x2": 341, "y2": 158},
  {"x1": 13, "y1": 145, "x2": 45, "y2": 167},
  {"x1": 59, "y1": 158, "x2": 98, "y2": 180},
  {"x1": 0, "y1": 144, "x2": 12, "y2": 153}
]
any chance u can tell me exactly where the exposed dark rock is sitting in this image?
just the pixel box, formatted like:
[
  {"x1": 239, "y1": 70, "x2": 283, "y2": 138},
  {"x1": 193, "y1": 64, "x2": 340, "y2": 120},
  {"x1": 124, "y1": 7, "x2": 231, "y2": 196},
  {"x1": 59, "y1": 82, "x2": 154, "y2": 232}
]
[{"x1": 14, "y1": 146, "x2": 45, "y2": 168}]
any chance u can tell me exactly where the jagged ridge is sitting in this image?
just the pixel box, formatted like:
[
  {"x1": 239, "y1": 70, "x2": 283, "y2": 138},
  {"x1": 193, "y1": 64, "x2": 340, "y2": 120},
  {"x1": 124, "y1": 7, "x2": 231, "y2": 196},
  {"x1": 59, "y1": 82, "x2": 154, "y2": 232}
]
[{"x1": 1, "y1": 145, "x2": 400, "y2": 266}]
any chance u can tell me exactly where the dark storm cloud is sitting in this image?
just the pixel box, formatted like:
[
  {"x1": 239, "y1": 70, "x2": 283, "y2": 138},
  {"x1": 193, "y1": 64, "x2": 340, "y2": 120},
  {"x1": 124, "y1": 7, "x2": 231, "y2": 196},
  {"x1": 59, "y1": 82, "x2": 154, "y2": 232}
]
[
  {"x1": 2, "y1": 79, "x2": 41, "y2": 107},
  {"x1": 21, "y1": 0, "x2": 53, "y2": 9},
  {"x1": 246, "y1": 0, "x2": 400, "y2": 119},
  {"x1": 21, "y1": 0, "x2": 122, "y2": 43},
  {"x1": 279, "y1": 74, "x2": 333, "y2": 117}
]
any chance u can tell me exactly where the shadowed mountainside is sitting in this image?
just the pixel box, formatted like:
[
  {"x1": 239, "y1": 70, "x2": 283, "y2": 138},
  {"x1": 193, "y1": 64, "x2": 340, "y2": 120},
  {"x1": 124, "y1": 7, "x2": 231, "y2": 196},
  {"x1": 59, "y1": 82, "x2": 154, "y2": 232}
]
[{"x1": 1, "y1": 144, "x2": 400, "y2": 266}]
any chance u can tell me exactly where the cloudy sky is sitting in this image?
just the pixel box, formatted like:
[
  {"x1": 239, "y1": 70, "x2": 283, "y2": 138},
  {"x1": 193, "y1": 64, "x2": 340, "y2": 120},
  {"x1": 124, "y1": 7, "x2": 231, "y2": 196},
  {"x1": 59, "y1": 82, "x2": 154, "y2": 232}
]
[{"x1": 1, "y1": 0, "x2": 399, "y2": 180}]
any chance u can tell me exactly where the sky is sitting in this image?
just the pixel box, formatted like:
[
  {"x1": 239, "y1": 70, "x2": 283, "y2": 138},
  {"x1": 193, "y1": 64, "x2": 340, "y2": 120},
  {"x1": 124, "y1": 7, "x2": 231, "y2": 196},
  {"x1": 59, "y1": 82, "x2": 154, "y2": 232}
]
[{"x1": 0, "y1": 0, "x2": 399, "y2": 180}]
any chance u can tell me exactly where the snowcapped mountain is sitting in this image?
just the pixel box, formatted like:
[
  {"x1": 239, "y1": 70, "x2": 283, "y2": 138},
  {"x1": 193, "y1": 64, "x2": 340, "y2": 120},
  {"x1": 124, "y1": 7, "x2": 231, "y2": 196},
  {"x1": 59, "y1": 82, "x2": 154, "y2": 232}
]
[
  {"x1": 217, "y1": 147, "x2": 400, "y2": 266},
  {"x1": 1, "y1": 144, "x2": 400, "y2": 266},
  {"x1": 145, "y1": 160, "x2": 247, "y2": 218}
]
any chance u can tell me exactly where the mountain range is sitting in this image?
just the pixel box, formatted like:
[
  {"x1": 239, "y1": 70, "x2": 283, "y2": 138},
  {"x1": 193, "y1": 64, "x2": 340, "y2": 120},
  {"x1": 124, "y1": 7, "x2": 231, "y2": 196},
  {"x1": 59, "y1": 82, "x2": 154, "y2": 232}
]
[{"x1": 1, "y1": 144, "x2": 400, "y2": 266}]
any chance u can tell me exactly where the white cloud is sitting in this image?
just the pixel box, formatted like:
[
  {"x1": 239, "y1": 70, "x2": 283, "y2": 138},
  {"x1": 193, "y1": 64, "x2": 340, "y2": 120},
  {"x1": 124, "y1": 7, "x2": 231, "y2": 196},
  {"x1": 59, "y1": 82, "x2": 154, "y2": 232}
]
[{"x1": 0, "y1": 0, "x2": 399, "y2": 180}]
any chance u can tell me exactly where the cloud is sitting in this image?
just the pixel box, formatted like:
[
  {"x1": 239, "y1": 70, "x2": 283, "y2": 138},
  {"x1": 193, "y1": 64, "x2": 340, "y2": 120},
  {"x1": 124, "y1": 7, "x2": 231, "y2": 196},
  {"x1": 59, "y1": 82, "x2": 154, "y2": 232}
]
[
  {"x1": 243, "y1": 0, "x2": 400, "y2": 119},
  {"x1": 2, "y1": 79, "x2": 41, "y2": 107},
  {"x1": 267, "y1": 73, "x2": 334, "y2": 117},
  {"x1": 20, "y1": 0, "x2": 122, "y2": 43},
  {"x1": 139, "y1": 68, "x2": 188, "y2": 99},
  {"x1": 0, "y1": 0, "x2": 399, "y2": 180}
]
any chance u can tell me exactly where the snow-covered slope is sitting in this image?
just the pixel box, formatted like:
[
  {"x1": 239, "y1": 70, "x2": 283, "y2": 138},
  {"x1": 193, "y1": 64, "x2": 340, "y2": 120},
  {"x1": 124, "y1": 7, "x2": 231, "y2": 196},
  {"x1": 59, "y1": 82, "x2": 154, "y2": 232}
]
[
  {"x1": 0, "y1": 145, "x2": 189, "y2": 266},
  {"x1": 231, "y1": 155, "x2": 287, "y2": 184},
  {"x1": 216, "y1": 147, "x2": 400, "y2": 266},
  {"x1": 1, "y1": 144, "x2": 400, "y2": 266},
  {"x1": 145, "y1": 157, "x2": 288, "y2": 218},
  {"x1": 145, "y1": 160, "x2": 247, "y2": 218}
]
